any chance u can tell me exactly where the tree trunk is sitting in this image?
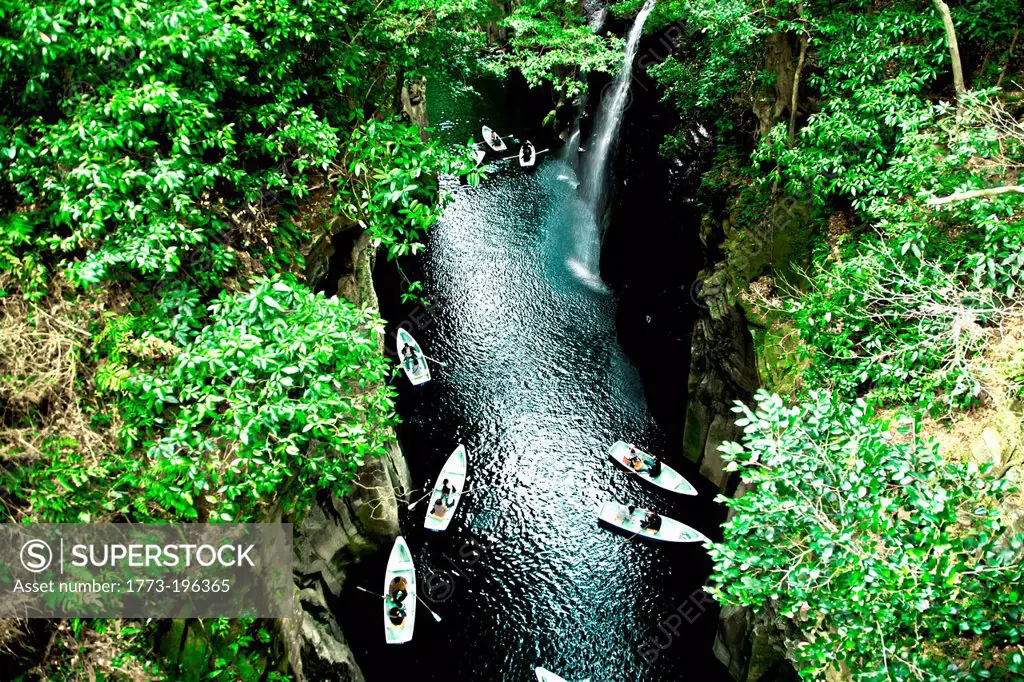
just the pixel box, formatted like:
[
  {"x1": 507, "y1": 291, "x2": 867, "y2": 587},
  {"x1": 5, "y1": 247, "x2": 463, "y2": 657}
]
[
  {"x1": 788, "y1": 26, "x2": 808, "y2": 145},
  {"x1": 932, "y1": 0, "x2": 966, "y2": 98}
]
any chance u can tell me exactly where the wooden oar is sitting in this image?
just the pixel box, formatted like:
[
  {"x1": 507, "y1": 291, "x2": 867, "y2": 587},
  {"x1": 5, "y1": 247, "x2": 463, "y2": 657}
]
[
  {"x1": 356, "y1": 585, "x2": 385, "y2": 599},
  {"x1": 401, "y1": 484, "x2": 430, "y2": 506},
  {"x1": 608, "y1": 508, "x2": 645, "y2": 554},
  {"x1": 617, "y1": 529, "x2": 643, "y2": 550},
  {"x1": 499, "y1": 148, "x2": 550, "y2": 161},
  {"x1": 356, "y1": 585, "x2": 442, "y2": 623},
  {"x1": 420, "y1": 353, "x2": 449, "y2": 367},
  {"x1": 415, "y1": 593, "x2": 443, "y2": 622},
  {"x1": 407, "y1": 488, "x2": 436, "y2": 510}
]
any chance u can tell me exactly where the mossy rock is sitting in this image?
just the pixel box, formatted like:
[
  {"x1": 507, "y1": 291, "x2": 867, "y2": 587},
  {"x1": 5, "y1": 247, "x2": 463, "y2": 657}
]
[{"x1": 751, "y1": 318, "x2": 807, "y2": 399}]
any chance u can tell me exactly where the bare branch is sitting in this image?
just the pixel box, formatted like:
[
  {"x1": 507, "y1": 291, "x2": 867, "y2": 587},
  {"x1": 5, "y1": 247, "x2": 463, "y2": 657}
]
[
  {"x1": 997, "y1": 25, "x2": 1020, "y2": 89},
  {"x1": 789, "y1": 41, "x2": 808, "y2": 144},
  {"x1": 926, "y1": 185, "x2": 1024, "y2": 206},
  {"x1": 932, "y1": 0, "x2": 966, "y2": 98}
]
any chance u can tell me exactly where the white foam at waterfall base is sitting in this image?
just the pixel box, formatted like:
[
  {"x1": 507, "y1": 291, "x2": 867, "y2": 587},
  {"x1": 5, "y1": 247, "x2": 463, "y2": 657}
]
[
  {"x1": 566, "y1": 256, "x2": 609, "y2": 293},
  {"x1": 568, "y1": 0, "x2": 657, "y2": 290}
]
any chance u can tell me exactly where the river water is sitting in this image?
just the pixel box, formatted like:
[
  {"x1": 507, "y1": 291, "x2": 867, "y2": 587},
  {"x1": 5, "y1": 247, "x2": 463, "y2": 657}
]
[{"x1": 340, "y1": 79, "x2": 730, "y2": 682}]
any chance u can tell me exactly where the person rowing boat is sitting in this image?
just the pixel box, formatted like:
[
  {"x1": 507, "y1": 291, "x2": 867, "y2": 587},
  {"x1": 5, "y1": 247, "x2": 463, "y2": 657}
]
[
  {"x1": 431, "y1": 498, "x2": 448, "y2": 518},
  {"x1": 396, "y1": 328, "x2": 431, "y2": 386},
  {"x1": 387, "y1": 576, "x2": 409, "y2": 625},
  {"x1": 625, "y1": 445, "x2": 644, "y2": 470},
  {"x1": 610, "y1": 441, "x2": 686, "y2": 493},
  {"x1": 645, "y1": 453, "x2": 662, "y2": 477},
  {"x1": 626, "y1": 444, "x2": 661, "y2": 476},
  {"x1": 401, "y1": 344, "x2": 422, "y2": 371},
  {"x1": 389, "y1": 576, "x2": 408, "y2": 602},
  {"x1": 439, "y1": 478, "x2": 457, "y2": 504},
  {"x1": 640, "y1": 510, "x2": 662, "y2": 532},
  {"x1": 519, "y1": 140, "x2": 536, "y2": 167},
  {"x1": 481, "y1": 125, "x2": 507, "y2": 152},
  {"x1": 383, "y1": 537, "x2": 417, "y2": 642},
  {"x1": 598, "y1": 501, "x2": 705, "y2": 543},
  {"x1": 424, "y1": 445, "x2": 468, "y2": 531}
]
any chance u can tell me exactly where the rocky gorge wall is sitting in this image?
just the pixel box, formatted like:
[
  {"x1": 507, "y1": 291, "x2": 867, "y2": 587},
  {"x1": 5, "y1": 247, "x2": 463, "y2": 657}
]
[
  {"x1": 157, "y1": 79, "x2": 429, "y2": 682},
  {"x1": 277, "y1": 76, "x2": 431, "y2": 681},
  {"x1": 283, "y1": 224, "x2": 414, "y2": 681},
  {"x1": 672, "y1": 30, "x2": 821, "y2": 682},
  {"x1": 618, "y1": 21, "x2": 1024, "y2": 682},
  {"x1": 594, "y1": 20, "x2": 798, "y2": 682},
  {"x1": 157, "y1": 159, "x2": 418, "y2": 682},
  {"x1": 599, "y1": 19, "x2": 817, "y2": 681}
]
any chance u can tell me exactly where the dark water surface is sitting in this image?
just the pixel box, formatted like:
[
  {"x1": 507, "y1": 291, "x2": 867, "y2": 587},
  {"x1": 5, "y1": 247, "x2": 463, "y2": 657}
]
[{"x1": 339, "y1": 80, "x2": 730, "y2": 682}]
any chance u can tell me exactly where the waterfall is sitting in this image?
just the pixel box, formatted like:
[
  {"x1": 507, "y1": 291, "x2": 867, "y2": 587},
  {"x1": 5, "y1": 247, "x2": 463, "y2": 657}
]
[
  {"x1": 569, "y1": 0, "x2": 656, "y2": 288},
  {"x1": 558, "y1": 94, "x2": 586, "y2": 173}
]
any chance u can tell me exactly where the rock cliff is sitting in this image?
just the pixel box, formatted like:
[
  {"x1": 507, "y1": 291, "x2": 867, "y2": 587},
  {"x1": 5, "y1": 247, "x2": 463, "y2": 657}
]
[{"x1": 277, "y1": 76, "x2": 429, "y2": 682}]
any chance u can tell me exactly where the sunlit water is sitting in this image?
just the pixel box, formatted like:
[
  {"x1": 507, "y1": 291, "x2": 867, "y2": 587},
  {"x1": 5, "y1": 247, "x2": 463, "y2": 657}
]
[{"x1": 339, "y1": 81, "x2": 729, "y2": 682}]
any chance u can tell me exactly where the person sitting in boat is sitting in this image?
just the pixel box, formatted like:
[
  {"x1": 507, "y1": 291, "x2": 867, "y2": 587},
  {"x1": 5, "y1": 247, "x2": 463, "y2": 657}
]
[
  {"x1": 646, "y1": 454, "x2": 662, "y2": 478},
  {"x1": 439, "y1": 478, "x2": 457, "y2": 505},
  {"x1": 625, "y1": 446, "x2": 644, "y2": 470},
  {"x1": 401, "y1": 345, "x2": 421, "y2": 371},
  {"x1": 388, "y1": 605, "x2": 407, "y2": 625},
  {"x1": 640, "y1": 511, "x2": 662, "y2": 532},
  {"x1": 389, "y1": 576, "x2": 408, "y2": 604},
  {"x1": 521, "y1": 141, "x2": 534, "y2": 163},
  {"x1": 431, "y1": 497, "x2": 448, "y2": 518},
  {"x1": 489, "y1": 129, "x2": 501, "y2": 147}
]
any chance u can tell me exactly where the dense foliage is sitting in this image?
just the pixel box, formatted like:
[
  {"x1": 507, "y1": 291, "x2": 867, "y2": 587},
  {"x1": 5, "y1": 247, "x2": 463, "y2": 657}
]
[
  {"x1": 711, "y1": 392, "x2": 1024, "y2": 680},
  {"x1": 0, "y1": 0, "x2": 497, "y2": 531},
  {"x1": 637, "y1": 0, "x2": 1024, "y2": 678},
  {"x1": 130, "y1": 277, "x2": 396, "y2": 522},
  {"x1": 3, "y1": 0, "x2": 1019, "y2": 677},
  {"x1": 644, "y1": 0, "x2": 1024, "y2": 413},
  {"x1": 0, "y1": 0, "x2": 493, "y2": 294},
  {"x1": 496, "y1": 2, "x2": 623, "y2": 95}
]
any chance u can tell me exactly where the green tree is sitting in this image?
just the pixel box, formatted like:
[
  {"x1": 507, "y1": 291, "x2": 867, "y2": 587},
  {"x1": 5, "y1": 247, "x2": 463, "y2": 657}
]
[{"x1": 711, "y1": 391, "x2": 1024, "y2": 680}]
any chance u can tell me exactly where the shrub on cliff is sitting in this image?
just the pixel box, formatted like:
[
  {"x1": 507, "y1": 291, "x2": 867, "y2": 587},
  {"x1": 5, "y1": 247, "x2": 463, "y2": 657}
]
[
  {"x1": 0, "y1": 0, "x2": 487, "y2": 296},
  {"x1": 645, "y1": 0, "x2": 1024, "y2": 411},
  {"x1": 710, "y1": 391, "x2": 1024, "y2": 680},
  {"x1": 0, "y1": 0, "x2": 496, "y2": 527},
  {"x1": 8, "y1": 275, "x2": 397, "y2": 523},
  {"x1": 120, "y1": 275, "x2": 397, "y2": 522}
]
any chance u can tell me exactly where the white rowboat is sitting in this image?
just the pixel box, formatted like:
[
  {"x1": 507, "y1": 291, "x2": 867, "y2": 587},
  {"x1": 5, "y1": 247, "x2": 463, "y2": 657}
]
[
  {"x1": 424, "y1": 444, "x2": 468, "y2": 531},
  {"x1": 598, "y1": 501, "x2": 708, "y2": 544},
  {"x1": 481, "y1": 125, "x2": 507, "y2": 152},
  {"x1": 396, "y1": 327, "x2": 430, "y2": 386},
  {"x1": 383, "y1": 536, "x2": 417, "y2": 644},
  {"x1": 519, "y1": 141, "x2": 537, "y2": 168},
  {"x1": 608, "y1": 441, "x2": 697, "y2": 496}
]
